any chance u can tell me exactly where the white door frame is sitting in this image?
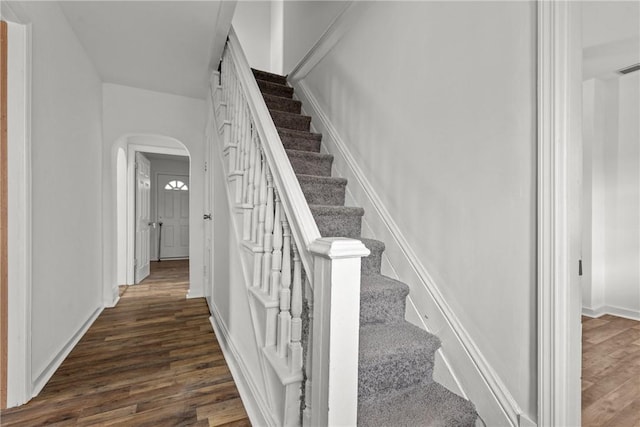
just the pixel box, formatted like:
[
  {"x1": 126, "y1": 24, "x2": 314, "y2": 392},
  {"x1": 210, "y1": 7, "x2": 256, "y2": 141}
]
[
  {"x1": 537, "y1": 1, "x2": 583, "y2": 426},
  {"x1": 123, "y1": 140, "x2": 189, "y2": 286},
  {"x1": 3, "y1": 2, "x2": 33, "y2": 407}
]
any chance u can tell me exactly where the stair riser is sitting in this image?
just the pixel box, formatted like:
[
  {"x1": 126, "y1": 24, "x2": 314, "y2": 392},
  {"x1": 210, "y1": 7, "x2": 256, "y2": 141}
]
[
  {"x1": 252, "y1": 69, "x2": 287, "y2": 85},
  {"x1": 312, "y1": 212, "x2": 362, "y2": 239},
  {"x1": 299, "y1": 180, "x2": 346, "y2": 206},
  {"x1": 280, "y1": 135, "x2": 321, "y2": 153},
  {"x1": 360, "y1": 295, "x2": 407, "y2": 324},
  {"x1": 288, "y1": 155, "x2": 332, "y2": 177},
  {"x1": 265, "y1": 96, "x2": 301, "y2": 114},
  {"x1": 361, "y1": 246, "x2": 383, "y2": 275},
  {"x1": 271, "y1": 111, "x2": 311, "y2": 132},
  {"x1": 359, "y1": 357, "x2": 435, "y2": 403},
  {"x1": 257, "y1": 80, "x2": 294, "y2": 98}
]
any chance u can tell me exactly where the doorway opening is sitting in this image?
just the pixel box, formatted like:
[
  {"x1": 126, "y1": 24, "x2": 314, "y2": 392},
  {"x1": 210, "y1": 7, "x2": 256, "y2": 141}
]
[
  {"x1": 112, "y1": 135, "x2": 191, "y2": 298},
  {"x1": 579, "y1": 2, "x2": 640, "y2": 425}
]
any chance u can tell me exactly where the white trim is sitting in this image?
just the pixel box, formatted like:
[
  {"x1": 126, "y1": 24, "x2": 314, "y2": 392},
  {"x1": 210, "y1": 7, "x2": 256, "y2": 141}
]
[
  {"x1": 293, "y1": 80, "x2": 528, "y2": 427},
  {"x1": 287, "y1": 1, "x2": 363, "y2": 82},
  {"x1": 4, "y1": 6, "x2": 33, "y2": 407},
  {"x1": 31, "y1": 307, "x2": 102, "y2": 398},
  {"x1": 537, "y1": 2, "x2": 583, "y2": 426},
  {"x1": 582, "y1": 306, "x2": 640, "y2": 321},
  {"x1": 208, "y1": 311, "x2": 276, "y2": 427}
]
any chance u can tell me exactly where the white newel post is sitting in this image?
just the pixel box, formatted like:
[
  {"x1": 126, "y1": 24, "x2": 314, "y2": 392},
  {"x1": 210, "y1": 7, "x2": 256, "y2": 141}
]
[{"x1": 308, "y1": 238, "x2": 370, "y2": 427}]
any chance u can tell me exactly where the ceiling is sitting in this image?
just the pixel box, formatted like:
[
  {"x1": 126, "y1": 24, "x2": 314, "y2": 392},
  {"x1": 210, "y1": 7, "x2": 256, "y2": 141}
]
[
  {"x1": 582, "y1": 1, "x2": 640, "y2": 80},
  {"x1": 59, "y1": 1, "x2": 227, "y2": 99}
]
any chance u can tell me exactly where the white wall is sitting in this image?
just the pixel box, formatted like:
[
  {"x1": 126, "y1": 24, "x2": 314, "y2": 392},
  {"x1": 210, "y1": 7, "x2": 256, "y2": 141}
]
[
  {"x1": 6, "y1": 1, "x2": 104, "y2": 390},
  {"x1": 232, "y1": 1, "x2": 272, "y2": 72},
  {"x1": 582, "y1": 1, "x2": 640, "y2": 80},
  {"x1": 102, "y1": 83, "x2": 206, "y2": 298},
  {"x1": 297, "y1": 1, "x2": 537, "y2": 419},
  {"x1": 270, "y1": 0, "x2": 284, "y2": 74},
  {"x1": 148, "y1": 155, "x2": 190, "y2": 260},
  {"x1": 231, "y1": 1, "x2": 346, "y2": 75},
  {"x1": 282, "y1": 1, "x2": 347, "y2": 74},
  {"x1": 609, "y1": 73, "x2": 639, "y2": 315}
]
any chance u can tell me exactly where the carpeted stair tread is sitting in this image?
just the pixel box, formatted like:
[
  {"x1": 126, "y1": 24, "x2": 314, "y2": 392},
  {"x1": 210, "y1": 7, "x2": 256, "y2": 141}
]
[
  {"x1": 360, "y1": 274, "x2": 410, "y2": 324},
  {"x1": 358, "y1": 238, "x2": 385, "y2": 275},
  {"x1": 310, "y1": 205, "x2": 364, "y2": 238},
  {"x1": 263, "y1": 93, "x2": 302, "y2": 114},
  {"x1": 286, "y1": 149, "x2": 333, "y2": 177},
  {"x1": 278, "y1": 127, "x2": 322, "y2": 141},
  {"x1": 257, "y1": 79, "x2": 294, "y2": 98},
  {"x1": 359, "y1": 321, "x2": 440, "y2": 366},
  {"x1": 297, "y1": 174, "x2": 347, "y2": 206},
  {"x1": 252, "y1": 68, "x2": 287, "y2": 85},
  {"x1": 358, "y1": 381, "x2": 477, "y2": 427},
  {"x1": 270, "y1": 109, "x2": 312, "y2": 132},
  {"x1": 278, "y1": 128, "x2": 322, "y2": 153},
  {"x1": 359, "y1": 322, "x2": 440, "y2": 402}
]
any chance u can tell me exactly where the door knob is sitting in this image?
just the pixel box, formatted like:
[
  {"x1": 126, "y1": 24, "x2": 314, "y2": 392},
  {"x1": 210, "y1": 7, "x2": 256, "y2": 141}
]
[{"x1": 203, "y1": 214, "x2": 212, "y2": 220}]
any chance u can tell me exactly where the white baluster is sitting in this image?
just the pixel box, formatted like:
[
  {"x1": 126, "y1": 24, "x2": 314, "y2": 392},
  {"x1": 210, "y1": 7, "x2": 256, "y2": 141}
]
[
  {"x1": 304, "y1": 288, "x2": 314, "y2": 424},
  {"x1": 278, "y1": 218, "x2": 292, "y2": 358},
  {"x1": 251, "y1": 145, "x2": 262, "y2": 243},
  {"x1": 243, "y1": 136, "x2": 256, "y2": 241},
  {"x1": 261, "y1": 169, "x2": 274, "y2": 294},
  {"x1": 257, "y1": 155, "x2": 267, "y2": 248},
  {"x1": 252, "y1": 151, "x2": 266, "y2": 288},
  {"x1": 289, "y1": 242, "x2": 303, "y2": 373},
  {"x1": 271, "y1": 191, "x2": 283, "y2": 301}
]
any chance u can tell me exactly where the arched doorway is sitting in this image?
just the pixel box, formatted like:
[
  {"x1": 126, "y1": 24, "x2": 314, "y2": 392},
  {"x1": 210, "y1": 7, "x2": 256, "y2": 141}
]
[{"x1": 110, "y1": 134, "x2": 193, "y2": 302}]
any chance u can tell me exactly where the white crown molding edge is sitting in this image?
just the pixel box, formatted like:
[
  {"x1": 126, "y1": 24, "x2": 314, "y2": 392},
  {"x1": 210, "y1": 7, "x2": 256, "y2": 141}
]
[{"x1": 294, "y1": 79, "x2": 528, "y2": 427}]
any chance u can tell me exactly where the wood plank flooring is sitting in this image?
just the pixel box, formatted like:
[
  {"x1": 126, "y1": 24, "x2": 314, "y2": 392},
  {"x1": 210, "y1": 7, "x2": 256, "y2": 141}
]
[
  {"x1": 582, "y1": 314, "x2": 640, "y2": 427},
  {"x1": 0, "y1": 260, "x2": 250, "y2": 426}
]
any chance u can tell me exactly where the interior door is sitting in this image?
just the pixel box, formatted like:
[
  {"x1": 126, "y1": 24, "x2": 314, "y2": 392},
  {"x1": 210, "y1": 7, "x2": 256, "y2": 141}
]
[
  {"x1": 134, "y1": 152, "x2": 151, "y2": 283},
  {"x1": 157, "y1": 174, "x2": 189, "y2": 259}
]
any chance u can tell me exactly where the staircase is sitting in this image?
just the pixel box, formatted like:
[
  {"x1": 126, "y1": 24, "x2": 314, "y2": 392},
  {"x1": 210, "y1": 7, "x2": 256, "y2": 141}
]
[{"x1": 252, "y1": 68, "x2": 478, "y2": 426}]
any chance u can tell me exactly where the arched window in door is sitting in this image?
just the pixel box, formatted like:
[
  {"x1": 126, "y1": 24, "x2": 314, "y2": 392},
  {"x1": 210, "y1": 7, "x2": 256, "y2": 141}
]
[{"x1": 164, "y1": 180, "x2": 188, "y2": 191}]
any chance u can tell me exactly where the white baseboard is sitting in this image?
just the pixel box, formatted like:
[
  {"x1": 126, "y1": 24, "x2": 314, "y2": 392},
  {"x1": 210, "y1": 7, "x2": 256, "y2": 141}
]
[
  {"x1": 31, "y1": 306, "x2": 103, "y2": 398},
  {"x1": 186, "y1": 289, "x2": 204, "y2": 299},
  {"x1": 294, "y1": 80, "x2": 531, "y2": 427},
  {"x1": 582, "y1": 305, "x2": 640, "y2": 321},
  {"x1": 209, "y1": 308, "x2": 277, "y2": 427}
]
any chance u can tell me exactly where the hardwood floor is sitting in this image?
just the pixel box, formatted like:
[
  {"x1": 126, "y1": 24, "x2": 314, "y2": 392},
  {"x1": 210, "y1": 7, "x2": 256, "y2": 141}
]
[
  {"x1": 582, "y1": 314, "x2": 640, "y2": 427},
  {"x1": 0, "y1": 260, "x2": 250, "y2": 426}
]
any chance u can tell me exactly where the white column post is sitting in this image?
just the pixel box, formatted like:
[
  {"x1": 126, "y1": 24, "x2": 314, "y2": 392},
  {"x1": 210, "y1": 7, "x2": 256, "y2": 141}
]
[{"x1": 308, "y1": 237, "x2": 370, "y2": 427}]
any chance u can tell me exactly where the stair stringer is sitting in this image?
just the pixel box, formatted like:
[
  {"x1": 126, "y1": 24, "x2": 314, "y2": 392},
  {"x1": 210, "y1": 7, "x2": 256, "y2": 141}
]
[
  {"x1": 208, "y1": 82, "x2": 302, "y2": 427},
  {"x1": 292, "y1": 79, "x2": 533, "y2": 427}
]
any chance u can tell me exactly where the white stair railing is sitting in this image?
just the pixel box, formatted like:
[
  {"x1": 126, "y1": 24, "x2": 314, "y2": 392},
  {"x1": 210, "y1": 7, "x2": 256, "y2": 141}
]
[{"x1": 210, "y1": 26, "x2": 369, "y2": 426}]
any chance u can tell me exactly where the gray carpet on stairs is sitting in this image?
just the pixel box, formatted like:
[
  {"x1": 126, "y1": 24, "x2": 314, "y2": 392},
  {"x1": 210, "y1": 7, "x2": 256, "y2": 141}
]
[{"x1": 252, "y1": 68, "x2": 477, "y2": 427}]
